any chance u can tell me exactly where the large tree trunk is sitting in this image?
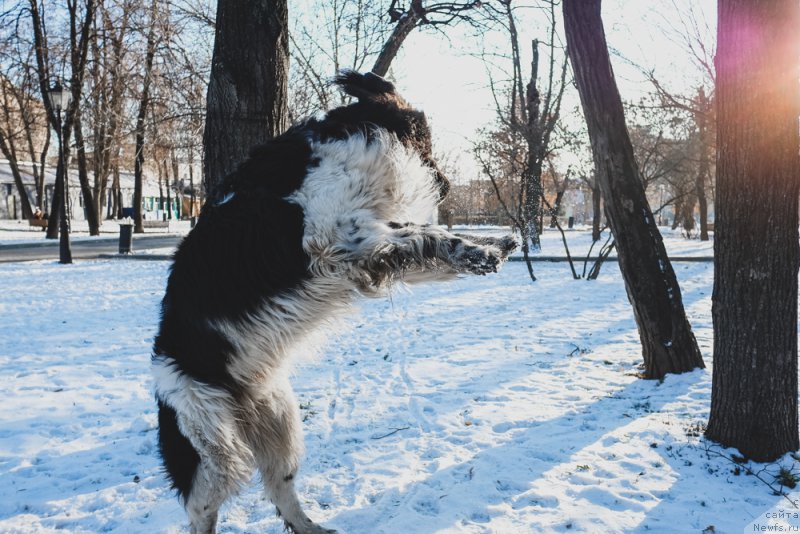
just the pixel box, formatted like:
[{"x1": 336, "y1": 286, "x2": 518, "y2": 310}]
[
  {"x1": 563, "y1": 0, "x2": 704, "y2": 379},
  {"x1": 705, "y1": 0, "x2": 800, "y2": 462},
  {"x1": 203, "y1": 0, "x2": 289, "y2": 201},
  {"x1": 371, "y1": 0, "x2": 422, "y2": 77}
]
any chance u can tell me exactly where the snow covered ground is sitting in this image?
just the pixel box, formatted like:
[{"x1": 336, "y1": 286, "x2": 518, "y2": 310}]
[{"x1": 0, "y1": 228, "x2": 796, "y2": 533}]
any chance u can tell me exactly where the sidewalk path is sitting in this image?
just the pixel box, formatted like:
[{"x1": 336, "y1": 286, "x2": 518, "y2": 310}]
[{"x1": 0, "y1": 235, "x2": 182, "y2": 263}]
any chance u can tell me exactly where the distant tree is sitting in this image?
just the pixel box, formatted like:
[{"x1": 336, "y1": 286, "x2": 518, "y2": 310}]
[
  {"x1": 203, "y1": 0, "x2": 289, "y2": 201},
  {"x1": 84, "y1": 0, "x2": 135, "y2": 223},
  {"x1": 705, "y1": 0, "x2": 800, "y2": 461},
  {"x1": 474, "y1": 0, "x2": 568, "y2": 282},
  {"x1": 563, "y1": 0, "x2": 704, "y2": 379},
  {"x1": 132, "y1": 0, "x2": 160, "y2": 233},
  {"x1": 644, "y1": 82, "x2": 714, "y2": 240},
  {"x1": 644, "y1": 0, "x2": 715, "y2": 241},
  {"x1": 4, "y1": 20, "x2": 44, "y2": 215},
  {"x1": 0, "y1": 12, "x2": 52, "y2": 215},
  {"x1": 28, "y1": 0, "x2": 95, "y2": 239},
  {"x1": 65, "y1": 0, "x2": 101, "y2": 235},
  {"x1": 0, "y1": 75, "x2": 42, "y2": 220},
  {"x1": 289, "y1": 0, "x2": 389, "y2": 118},
  {"x1": 624, "y1": 102, "x2": 700, "y2": 234}
]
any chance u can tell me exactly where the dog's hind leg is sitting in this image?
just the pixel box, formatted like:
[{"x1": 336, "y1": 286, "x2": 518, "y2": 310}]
[
  {"x1": 245, "y1": 377, "x2": 336, "y2": 534},
  {"x1": 184, "y1": 442, "x2": 255, "y2": 534},
  {"x1": 158, "y1": 396, "x2": 253, "y2": 534},
  {"x1": 183, "y1": 464, "x2": 229, "y2": 534}
]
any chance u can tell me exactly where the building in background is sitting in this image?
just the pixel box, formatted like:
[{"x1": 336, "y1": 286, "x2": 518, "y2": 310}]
[{"x1": 0, "y1": 159, "x2": 201, "y2": 222}]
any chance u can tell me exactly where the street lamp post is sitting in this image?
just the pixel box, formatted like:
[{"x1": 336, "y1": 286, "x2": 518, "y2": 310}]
[{"x1": 48, "y1": 82, "x2": 72, "y2": 264}]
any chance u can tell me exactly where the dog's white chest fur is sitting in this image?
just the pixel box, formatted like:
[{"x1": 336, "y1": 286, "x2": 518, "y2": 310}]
[{"x1": 288, "y1": 133, "x2": 439, "y2": 271}]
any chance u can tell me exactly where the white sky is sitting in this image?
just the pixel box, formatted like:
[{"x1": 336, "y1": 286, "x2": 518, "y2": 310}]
[{"x1": 386, "y1": 0, "x2": 716, "y2": 182}]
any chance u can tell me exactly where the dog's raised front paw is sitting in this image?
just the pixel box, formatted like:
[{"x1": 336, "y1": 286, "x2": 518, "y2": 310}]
[
  {"x1": 494, "y1": 235, "x2": 518, "y2": 257},
  {"x1": 453, "y1": 244, "x2": 502, "y2": 275}
]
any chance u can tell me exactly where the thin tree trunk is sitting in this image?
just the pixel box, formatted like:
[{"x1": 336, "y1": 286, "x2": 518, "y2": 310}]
[
  {"x1": 524, "y1": 40, "x2": 543, "y2": 248},
  {"x1": 695, "y1": 87, "x2": 710, "y2": 241},
  {"x1": 203, "y1": 0, "x2": 289, "y2": 200},
  {"x1": 671, "y1": 195, "x2": 682, "y2": 230},
  {"x1": 133, "y1": 0, "x2": 158, "y2": 234},
  {"x1": 35, "y1": 129, "x2": 50, "y2": 210},
  {"x1": 113, "y1": 165, "x2": 123, "y2": 219},
  {"x1": 591, "y1": 179, "x2": 601, "y2": 241},
  {"x1": 681, "y1": 195, "x2": 696, "y2": 237},
  {"x1": 563, "y1": 0, "x2": 704, "y2": 379},
  {"x1": 46, "y1": 136, "x2": 70, "y2": 239},
  {"x1": 0, "y1": 136, "x2": 34, "y2": 219},
  {"x1": 165, "y1": 159, "x2": 172, "y2": 220},
  {"x1": 549, "y1": 190, "x2": 565, "y2": 228},
  {"x1": 171, "y1": 150, "x2": 180, "y2": 219},
  {"x1": 189, "y1": 150, "x2": 196, "y2": 218},
  {"x1": 158, "y1": 162, "x2": 164, "y2": 212},
  {"x1": 73, "y1": 115, "x2": 99, "y2": 234},
  {"x1": 705, "y1": 0, "x2": 800, "y2": 462}
]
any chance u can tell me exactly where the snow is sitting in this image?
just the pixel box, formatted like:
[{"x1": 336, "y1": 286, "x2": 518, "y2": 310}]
[{"x1": 0, "y1": 228, "x2": 795, "y2": 534}]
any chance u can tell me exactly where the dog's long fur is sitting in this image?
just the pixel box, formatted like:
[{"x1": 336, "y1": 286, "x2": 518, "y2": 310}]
[{"x1": 153, "y1": 71, "x2": 515, "y2": 534}]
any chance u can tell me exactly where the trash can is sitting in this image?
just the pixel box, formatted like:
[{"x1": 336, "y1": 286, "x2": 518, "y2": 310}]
[{"x1": 119, "y1": 223, "x2": 133, "y2": 254}]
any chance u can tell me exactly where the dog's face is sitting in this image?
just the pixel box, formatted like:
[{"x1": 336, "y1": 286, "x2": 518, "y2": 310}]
[{"x1": 332, "y1": 71, "x2": 451, "y2": 201}]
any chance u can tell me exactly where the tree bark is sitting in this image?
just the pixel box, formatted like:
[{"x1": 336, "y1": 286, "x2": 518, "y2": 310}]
[
  {"x1": 563, "y1": 0, "x2": 704, "y2": 379},
  {"x1": 203, "y1": 0, "x2": 289, "y2": 201},
  {"x1": 705, "y1": 0, "x2": 800, "y2": 462}
]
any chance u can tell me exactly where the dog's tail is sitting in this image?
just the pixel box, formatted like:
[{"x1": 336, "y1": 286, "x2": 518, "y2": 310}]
[
  {"x1": 157, "y1": 398, "x2": 201, "y2": 501},
  {"x1": 334, "y1": 70, "x2": 400, "y2": 103}
]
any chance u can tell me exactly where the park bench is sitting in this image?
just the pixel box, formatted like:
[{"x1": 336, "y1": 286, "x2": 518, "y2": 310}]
[
  {"x1": 28, "y1": 219, "x2": 47, "y2": 231},
  {"x1": 142, "y1": 220, "x2": 169, "y2": 230}
]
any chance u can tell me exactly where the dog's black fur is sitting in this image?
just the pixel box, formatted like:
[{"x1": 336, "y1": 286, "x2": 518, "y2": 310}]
[{"x1": 153, "y1": 71, "x2": 515, "y2": 534}]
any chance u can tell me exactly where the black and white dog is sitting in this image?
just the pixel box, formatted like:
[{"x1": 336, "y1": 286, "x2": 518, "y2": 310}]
[{"x1": 152, "y1": 71, "x2": 516, "y2": 534}]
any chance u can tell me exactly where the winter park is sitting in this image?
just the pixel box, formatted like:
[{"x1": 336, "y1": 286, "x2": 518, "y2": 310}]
[{"x1": 1, "y1": 1, "x2": 798, "y2": 533}]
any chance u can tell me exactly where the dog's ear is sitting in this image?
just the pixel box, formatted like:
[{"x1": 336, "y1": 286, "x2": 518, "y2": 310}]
[{"x1": 334, "y1": 70, "x2": 403, "y2": 104}]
